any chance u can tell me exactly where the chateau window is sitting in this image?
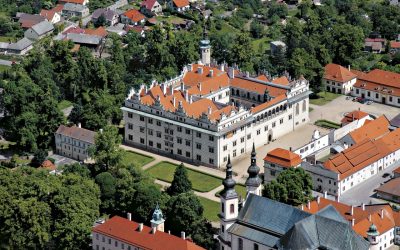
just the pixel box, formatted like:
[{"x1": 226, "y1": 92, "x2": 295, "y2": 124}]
[
  {"x1": 289, "y1": 115, "x2": 292, "y2": 120},
  {"x1": 224, "y1": 156, "x2": 227, "y2": 162},
  {"x1": 149, "y1": 141, "x2": 153, "y2": 146},
  {"x1": 230, "y1": 204, "x2": 235, "y2": 214},
  {"x1": 156, "y1": 132, "x2": 161, "y2": 138},
  {"x1": 196, "y1": 132, "x2": 201, "y2": 138},
  {"x1": 129, "y1": 113, "x2": 133, "y2": 118},
  {"x1": 196, "y1": 143, "x2": 201, "y2": 149},
  {"x1": 128, "y1": 123, "x2": 133, "y2": 130},
  {"x1": 390, "y1": 96, "x2": 393, "y2": 102},
  {"x1": 296, "y1": 103, "x2": 299, "y2": 115},
  {"x1": 177, "y1": 149, "x2": 182, "y2": 155},
  {"x1": 209, "y1": 135, "x2": 214, "y2": 141},
  {"x1": 186, "y1": 151, "x2": 190, "y2": 157},
  {"x1": 148, "y1": 118, "x2": 153, "y2": 124},
  {"x1": 209, "y1": 147, "x2": 214, "y2": 153},
  {"x1": 139, "y1": 116, "x2": 144, "y2": 121},
  {"x1": 254, "y1": 243, "x2": 259, "y2": 250},
  {"x1": 177, "y1": 138, "x2": 182, "y2": 144},
  {"x1": 140, "y1": 138, "x2": 144, "y2": 144},
  {"x1": 148, "y1": 129, "x2": 153, "y2": 135},
  {"x1": 302, "y1": 100, "x2": 306, "y2": 112},
  {"x1": 241, "y1": 137, "x2": 245, "y2": 143},
  {"x1": 247, "y1": 134, "x2": 251, "y2": 139},
  {"x1": 209, "y1": 158, "x2": 214, "y2": 164},
  {"x1": 157, "y1": 143, "x2": 161, "y2": 149},
  {"x1": 233, "y1": 141, "x2": 237, "y2": 147},
  {"x1": 233, "y1": 150, "x2": 237, "y2": 157},
  {"x1": 196, "y1": 155, "x2": 201, "y2": 161},
  {"x1": 186, "y1": 140, "x2": 191, "y2": 146},
  {"x1": 264, "y1": 126, "x2": 268, "y2": 131},
  {"x1": 223, "y1": 145, "x2": 227, "y2": 151},
  {"x1": 185, "y1": 129, "x2": 190, "y2": 134},
  {"x1": 280, "y1": 118, "x2": 283, "y2": 124},
  {"x1": 177, "y1": 126, "x2": 182, "y2": 132},
  {"x1": 241, "y1": 148, "x2": 244, "y2": 153},
  {"x1": 238, "y1": 238, "x2": 243, "y2": 250},
  {"x1": 156, "y1": 121, "x2": 161, "y2": 126},
  {"x1": 376, "y1": 93, "x2": 379, "y2": 98},
  {"x1": 272, "y1": 122, "x2": 276, "y2": 128},
  {"x1": 356, "y1": 89, "x2": 359, "y2": 94},
  {"x1": 257, "y1": 130, "x2": 260, "y2": 135},
  {"x1": 367, "y1": 91, "x2": 370, "y2": 97},
  {"x1": 128, "y1": 134, "x2": 133, "y2": 140}
]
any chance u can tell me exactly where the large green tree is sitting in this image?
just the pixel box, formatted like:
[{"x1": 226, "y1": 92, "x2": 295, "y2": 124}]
[{"x1": 167, "y1": 163, "x2": 192, "y2": 196}]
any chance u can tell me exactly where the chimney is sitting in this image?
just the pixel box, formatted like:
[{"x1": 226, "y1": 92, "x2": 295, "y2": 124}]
[
  {"x1": 209, "y1": 69, "x2": 213, "y2": 77},
  {"x1": 352, "y1": 113, "x2": 355, "y2": 122},
  {"x1": 173, "y1": 96, "x2": 176, "y2": 107},
  {"x1": 189, "y1": 95, "x2": 193, "y2": 104},
  {"x1": 181, "y1": 82, "x2": 185, "y2": 92},
  {"x1": 99, "y1": 128, "x2": 103, "y2": 134},
  {"x1": 246, "y1": 71, "x2": 250, "y2": 78},
  {"x1": 369, "y1": 214, "x2": 372, "y2": 221},
  {"x1": 152, "y1": 227, "x2": 157, "y2": 234},
  {"x1": 198, "y1": 82, "x2": 202, "y2": 92},
  {"x1": 185, "y1": 90, "x2": 189, "y2": 102},
  {"x1": 301, "y1": 204, "x2": 304, "y2": 210},
  {"x1": 351, "y1": 218, "x2": 355, "y2": 227},
  {"x1": 198, "y1": 67, "x2": 203, "y2": 75},
  {"x1": 145, "y1": 85, "x2": 149, "y2": 94},
  {"x1": 168, "y1": 230, "x2": 171, "y2": 234},
  {"x1": 219, "y1": 64, "x2": 224, "y2": 72},
  {"x1": 188, "y1": 64, "x2": 193, "y2": 71},
  {"x1": 77, "y1": 122, "x2": 81, "y2": 128},
  {"x1": 228, "y1": 67, "x2": 235, "y2": 79},
  {"x1": 127, "y1": 212, "x2": 132, "y2": 221},
  {"x1": 324, "y1": 191, "x2": 328, "y2": 199},
  {"x1": 208, "y1": 106, "x2": 212, "y2": 115},
  {"x1": 138, "y1": 223, "x2": 143, "y2": 232},
  {"x1": 348, "y1": 65, "x2": 351, "y2": 71},
  {"x1": 381, "y1": 209, "x2": 384, "y2": 219},
  {"x1": 350, "y1": 205, "x2": 354, "y2": 215},
  {"x1": 181, "y1": 231, "x2": 186, "y2": 240},
  {"x1": 162, "y1": 84, "x2": 167, "y2": 95},
  {"x1": 362, "y1": 203, "x2": 365, "y2": 211},
  {"x1": 307, "y1": 200, "x2": 311, "y2": 209},
  {"x1": 317, "y1": 196, "x2": 320, "y2": 204}
]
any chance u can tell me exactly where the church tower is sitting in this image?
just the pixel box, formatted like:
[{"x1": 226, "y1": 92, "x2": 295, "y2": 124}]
[
  {"x1": 245, "y1": 143, "x2": 262, "y2": 197},
  {"x1": 367, "y1": 223, "x2": 379, "y2": 250},
  {"x1": 199, "y1": 30, "x2": 211, "y2": 66},
  {"x1": 219, "y1": 155, "x2": 238, "y2": 250},
  {"x1": 150, "y1": 204, "x2": 165, "y2": 232}
]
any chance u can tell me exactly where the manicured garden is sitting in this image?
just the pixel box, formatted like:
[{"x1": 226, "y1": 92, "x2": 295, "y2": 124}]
[
  {"x1": 314, "y1": 119, "x2": 341, "y2": 129},
  {"x1": 309, "y1": 92, "x2": 341, "y2": 106},
  {"x1": 146, "y1": 161, "x2": 223, "y2": 192},
  {"x1": 198, "y1": 197, "x2": 220, "y2": 222},
  {"x1": 121, "y1": 150, "x2": 154, "y2": 167}
]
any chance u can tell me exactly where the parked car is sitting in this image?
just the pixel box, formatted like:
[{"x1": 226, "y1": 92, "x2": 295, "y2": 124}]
[
  {"x1": 366, "y1": 100, "x2": 373, "y2": 105},
  {"x1": 382, "y1": 173, "x2": 391, "y2": 178},
  {"x1": 346, "y1": 96, "x2": 352, "y2": 100}
]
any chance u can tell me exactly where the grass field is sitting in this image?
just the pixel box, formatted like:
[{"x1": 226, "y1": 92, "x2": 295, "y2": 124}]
[
  {"x1": 57, "y1": 100, "x2": 73, "y2": 110},
  {"x1": 309, "y1": 92, "x2": 341, "y2": 106},
  {"x1": 146, "y1": 161, "x2": 222, "y2": 192},
  {"x1": 314, "y1": 119, "x2": 341, "y2": 129},
  {"x1": 252, "y1": 37, "x2": 270, "y2": 54},
  {"x1": 0, "y1": 64, "x2": 10, "y2": 73},
  {"x1": 121, "y1": 150, "x2": 154, "y2": 167},
  {"x1": 0, "y1": 36, "x2": 15, "y2": 43},
  {"x1": 216, "y1": 184, "x2": 247, "y2": 199},
  {"x1": 198, "y1": 197, "x2": 219, "y2": 222}
]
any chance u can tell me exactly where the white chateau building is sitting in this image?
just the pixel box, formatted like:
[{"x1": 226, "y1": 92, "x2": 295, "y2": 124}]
[{"x1": 122, "y1": 38, "x2": 311, "y2": 167}]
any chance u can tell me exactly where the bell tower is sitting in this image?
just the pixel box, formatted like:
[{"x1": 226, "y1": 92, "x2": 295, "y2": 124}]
[
  {"x1": 367, "y1": 223, "x2": 379, "y2": 250},
  {"x1": 218, "y1": 155, "x2": 238, "y2": 250},
  {"x1": 199, "y1": 29, "x2": 211, "y2": 66},
  {"x1": 245, "y1": 143, "x2": 262, "y2": 197},
  {"x1": 150, "y1": 203, "x2": 165, "y2": 232}
]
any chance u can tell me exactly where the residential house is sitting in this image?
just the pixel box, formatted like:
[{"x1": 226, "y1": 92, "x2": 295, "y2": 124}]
[
  {"x1": 18, "y1": 14, "x2": 46, "y2": 29},
  {"x1": 62, "y1": 3, "x2": 90, "y2": 18},
  {"x1": 24, "y1": 20, "x2": 54, "y2": 40},
  {"x1": 140, "y1": 0, "x2": 163, "y2": 16},
  {"x1": 263, "y1": 148, "x2": 302, "y2": 182},
  {"x1": 323, "y1": 63, "x2": 357, "y2": 95},
  {"x1": 352, "y1": 69, "x2": 400, "y2": 107},
  {"x1": 40, "y1": 9, "x2": 61, "y2": 24},
  {"x1": 218, "y1": 159, "x2": 369, "y2": 250},
  {"x1": 61, "y1": 26, "x2": 108, "y2": 51},
  {"x1": 341, "y1": 110, "x2": 370, "y2": 126},
  {"x1": 364, "y1": 38, "x2": 386, "y2": 53},
  {"x1": 0, "y1": 38, "x2": 33, "y2": 55},
  {"x1": 54, "y1": 124, "x2": 96, "y2": 161},
  {"x1": 92, "y1": 209, "x2": 204, "y2": 250},
  {"x1": 106, "y1": 23, "x2": 127, "y2": 36},
  {"x1": 92, "y1": 8, "x2": 119, "y2": 26},
  {"x1": 390, "y1": 41, "x2": 400, "y2": 54},
  {"x1": 303, "y1": 197, "x2": 400, "y2": 249},
  {"x1": 122, "y1": 40, "x2": 311, "y2": 168},
  {"x1": 121, "y1": 9, "x2": 146, "y2": 26},
  {"x1": 59, "y1": 0, "x2": 89, "y2": 5},
  {"x1": 168, "y1": 0, "x2": 190, "y2": 12},
  {"x1": 270, "y1": 40, "x2": 286, "y2": 57}
]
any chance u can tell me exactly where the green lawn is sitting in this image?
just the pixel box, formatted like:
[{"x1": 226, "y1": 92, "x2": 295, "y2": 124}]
[
  {"x1": 155, "y1": 15, "x2": 185, "y2": 24},
  {"x1": 252, "y1": 37, "x2": 270, "y2": 54},
  {"x1": 0, "y1": 140, "x2": 15, "y2": 150},
  {"x1": 0, "y1": 64, "x2": 10, "y2": 73},
  {"x1": 314, "y1": 119, "x2": 341, "y2": 129},
  {"x1": 216, "y1": 184, "x2": 247, "y2": 199},
  {"x1": 288, "y1": 8, "x2": 298, "y2": 17},
  {"x1": 121, "y1": 150, "x2": 154, "y2": 167},
  {"x1": 309, "y1": 92, "x2": 341, "y2": 106},
  {"x1": 0, "y1": 36, "x2": 15, "y2": 43},
  {"x1": 57, "y1": 100, "x2": 73, "y2": 110},
  {"x1": 198, "y1": 197, "x2": 219, "y2": 222},
  {"x1": 146, "y1": 161, "x2": 223, "y2": 192}
]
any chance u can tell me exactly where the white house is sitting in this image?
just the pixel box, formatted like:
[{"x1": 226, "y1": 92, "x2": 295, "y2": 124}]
[
  {"x1": 168, "y1": 0, "x2": 190, "y2": 12},
  {"x1": 263, "y1": 148, "x2": 302, "y2": 182},
  {"x1": 40, "y1": 9, "x2": 61, "y2": 24},
  {"x1": 323, "y1": 63, "x2": 357, "y2": 95}
]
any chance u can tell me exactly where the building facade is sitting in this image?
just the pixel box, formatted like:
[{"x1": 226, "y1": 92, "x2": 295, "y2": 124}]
[
  {"x1": 263, "y1": 148, "x2": 302, "y2": 182},
  {"x1": 54, "y1": 124, "x2": 96, "y2": 161},
  {"x1": 323, "y1": 63, "x2": 357, "y2": 95},
  {"x1": 122, "y1": 41, "x2": 311, "y2": 168}
]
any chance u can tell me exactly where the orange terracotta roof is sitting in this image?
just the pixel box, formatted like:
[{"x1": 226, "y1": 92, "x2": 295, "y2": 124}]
[
  {"x1": 85, "y1": 26, "x2": 108, "y2": 37},
  {"x1": 358, "y1": 69, "x2": 400, "y2": 89},
  {"x1": 41, "y1": 160, "x2": 56, "y2": 171},
  {"x1": 390, "y1": 41, "x2": 400, "y2": 49},
  {"x1": 230, "y1": 77, "x2": 287, "y2": 97},
  {"x1": 350, "y1": 69, "x2": 367, "y2": 78},
  {"x1": 353, "y1": 78, "x2": 400, "y2": 97},
  {"x1": 53, "y1": 4, "x2": 64, "y2": 13},
  {"x1": 263, "y1": 148, "x2": 302, "y2": 168},
  {"x1": 324, "y1": 63, "x2": 356, "y2": 83},
  {"x1": 393, "y1": 166, "x2": 400, "y2": 175},
  {"x1": 256, "y1": 75, "x2": 270, "y2": 82},
  {"x1": 341, "y1": 110, "x2": 369, "y2": 124},
  {"x1": 348, "y1": 116, "x2": 390, "y2": 144},
  {"x1": 272, "y1": 76, "x2": 290, "y2": 86},
  {"x1": 183, "y1": 64, "x2": 229, "y2": 92},
  {"x1": 123, "y1": 9, "x2": 146, "y2": 23},
  {"x1": 251, "y1": 94, "x2": 286, "y2": 114},
  {"x1": 93, "y1": 216, "x2": 204, "y2": 250},
  {"x1": 173, "y1": 0, "x2": 190, "y2": 7},
  {"x1": 303, "y1": 198, "x2": 399, "y2": 238},
  {"x1": 40, "y1": 9, "x2": 57, "y2": 21}
]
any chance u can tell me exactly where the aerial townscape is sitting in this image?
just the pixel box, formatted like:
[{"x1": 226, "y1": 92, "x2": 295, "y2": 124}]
[{"x1": 2, "y1": 0, "x2": 400, "y2": 249}]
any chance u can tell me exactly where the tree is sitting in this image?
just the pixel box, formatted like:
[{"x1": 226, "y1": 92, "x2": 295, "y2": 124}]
[
  {"x1": 95, "y1": 172, "x2": 116, "y2": 213},
  {"x1": 263, "y1": 168, "x2": 312, "y2": 206},
  {"x1": 331, "y1": 24, "x2": 364, "y2": 65},
  {"x1": 89, "y1": 125, "x2": 123, "y2": 171},
  {"x1": 62, "y1": 163, "x2": 91, "y2": 178},
  {"x1": 32, "y1": 149, "x2": 48, "y2": 167},
  {"x1": 250, "y1": 20, "x2": 264, "y2": 38},
  {"x1": 95, "y1": 14, "x2": 107, "y2": 27},
  {"x1": 231, "y1": 33, "x2": 253, "y2": 69},
  {"x1": 167, "y1": 163, "x2": 192, "y2": 196}
]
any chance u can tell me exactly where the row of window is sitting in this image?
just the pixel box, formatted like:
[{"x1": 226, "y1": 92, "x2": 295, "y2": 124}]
[
  {"x1": 94, "y1": 234, "x2": 137, "y2": 250},
  {"x1": 355, "y1": 89, "x2": 400, "y2": 103}
]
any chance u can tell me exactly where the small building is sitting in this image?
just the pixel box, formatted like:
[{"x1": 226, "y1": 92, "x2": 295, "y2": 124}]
[
  {"x1": 54, "y1": 124, "x2": 96, "y2": 161},
  {"x1": 376, "y1": 177, "x2": 400, "y2": 203},
  {"x1": 323, "y1": 63, "x2": 357, "y2": 95},
  {"x1": 364, "y1": 38, "x2": 386, "y2": 54},
  {"x1": 59, "y1": 0, "x2": 89, "y2": 5},
  {"x1": 24, "y1": 20, "x2": 54, "y2": 40},
  {"x1": 92, "y1": 212, "x2": 204, "y2": 250},
  {"x1": 40, "y1": 9, "x2": 61, "y2": 24},
  {"x1": 270, "y1": 40, "x2": 286, "y2": 57},
  {"x1": 65, "y1": 33, "x2": 103, "y2": 51},
  {"x1": 390, "y1": 113, "x2": 400, "y2": 129},
  {"x1": 390, "y1": 41, "x2": 400, "y2": 54},
  {"x1": 62, "y1": 3, "x2": 90, "y2": 18},
  {"x1": 18, "y1": 13, "x2": 46, "y2": 29},
  {"x1": 120, "y1": 9, "x2": 146, "y2": 26},
  {"x1": 2, "y1": 37, "x2": 33, "y2": 55},
  {"x1": 140, "y1": 0, "x2": 163, "y2": 16},
  {"x1": 92, "y1": 8, "x2": 119, "y2": 26},
  {"x1": 341, "y1": 110, "x2": 370, "y2": 126},
  {"x1": 168, "y1": 0, "x2": 190, "y2": 12},
  {"x1": 263, "y1": 148, "x2": 302, "y2": 182}
]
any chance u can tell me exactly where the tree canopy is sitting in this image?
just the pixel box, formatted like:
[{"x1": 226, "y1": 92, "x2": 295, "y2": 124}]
[{"x1": 167, "y1": 163, "x2": 192, "y2": 196}]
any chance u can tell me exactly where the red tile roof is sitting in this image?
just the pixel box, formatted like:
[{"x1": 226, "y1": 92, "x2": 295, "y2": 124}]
[
  {"x1": 141, "y1": 0, "x2": 159, "y2": 10},
  {"x1": 303, "y1": 197, "x2": 400, "y2": 238},
  {"x1": 272, "y1": 76, "x2": 290, "y2": 86},
  {"x1": 173, "y1": 0, "x2": 190, "y2": 7},
  {"x1": 123, "y1": 9, "x2": 146, "y2": 23},
  {"x1": 40, "y1": 9, "x2": 57, "y2": 21},
  {"x1": 41, "y1": 160, "x2": 56, "y2": 171},
  {"x1": 376, "y1": 177, "x2": 400, "y2": 197},
  {"x1": 53, "y1": 4, "x2": 64, "y2": 13},
  {"x1": 341, "y1": 110, "x2": 369, "y2": 124},
  {"x1": 390, "y1": 41, "x2": 400, "y2": 49},
  {"x1": 348, "y1": 115, "x2": 390, "y2": 144},
  {"x1": 93, "y1": 216, "x2": 204, "y2": 250},
  {"x1": 324, "y1": 63, "x2": 357, "y2": 83},
  {"x1": 55, "y1": 125, "x2": 96, "y2": 144},
  {"x1": 84, "y1": 26, "x2": 108, "y2": 37},
  {"x1": 264, "y1": 148, "x2": 302, "y2": 168},
  {"x1": 357, "y1": 69, "x2": 400, "y2": 90}
]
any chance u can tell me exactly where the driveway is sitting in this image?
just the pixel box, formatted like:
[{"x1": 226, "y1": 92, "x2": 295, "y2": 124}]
[
  {"x1": 339, "y1": 161, "x2": 400, "y2": 206},
  {"x1": 310, "y1": 95, "x2": 400, "y2": 123}
]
